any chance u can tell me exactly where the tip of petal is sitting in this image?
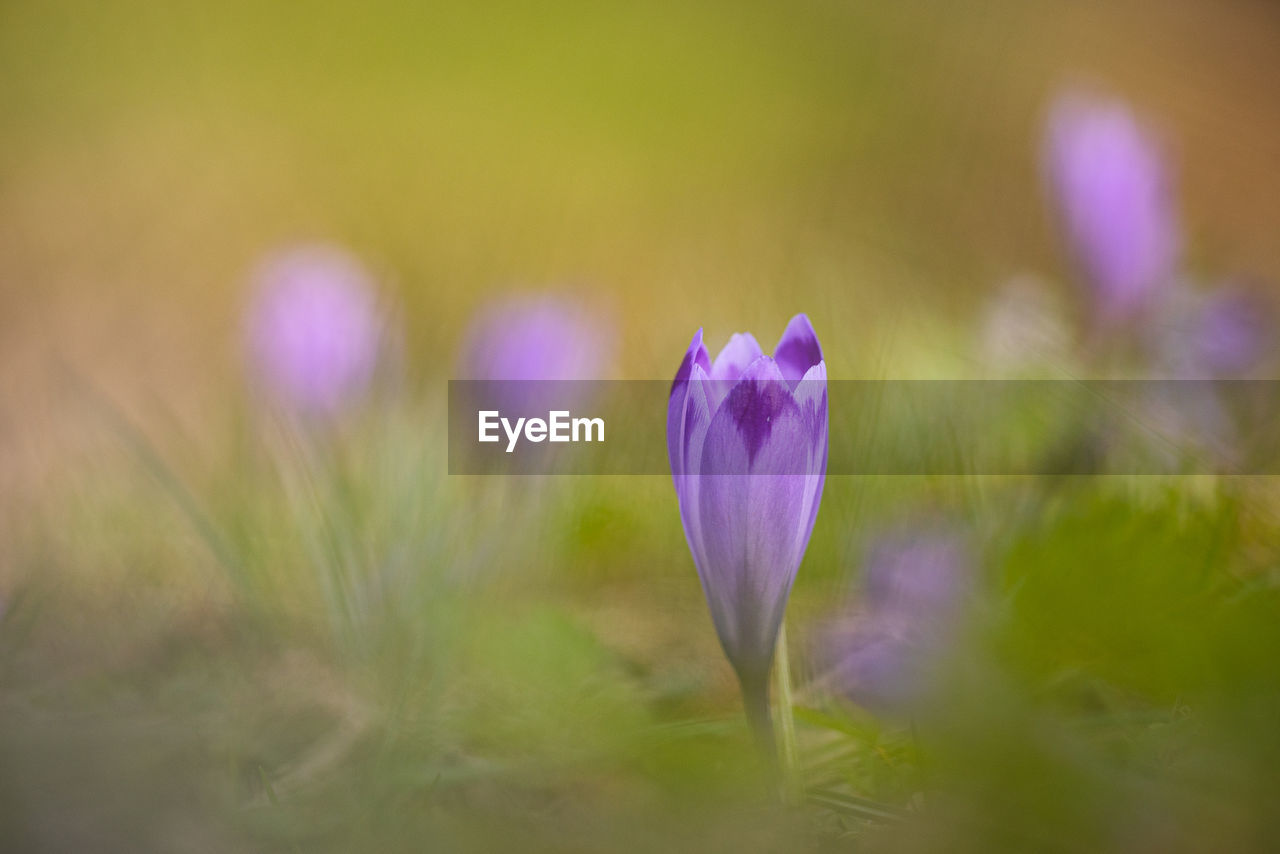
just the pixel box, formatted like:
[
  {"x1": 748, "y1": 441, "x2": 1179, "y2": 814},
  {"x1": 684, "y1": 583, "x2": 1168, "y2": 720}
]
[
  {"x1": 738, "y1": 353, "x2": 785, "y2": 383},
  {"x1": 801, "y1": 360, "x2": 826, "y2": 381},
  {"x1": 709, "y1": 332, "x2": 765, "y2": 382},
  {"x1": 672, "y1": 327, "x2": 712, "y2": 394},
  {"x1": 774, "y1": 314, "x2": 824, "y2": 384}
]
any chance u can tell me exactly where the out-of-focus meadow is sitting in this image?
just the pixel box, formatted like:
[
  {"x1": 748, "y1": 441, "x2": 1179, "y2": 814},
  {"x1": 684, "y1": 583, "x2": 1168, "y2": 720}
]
[{"x1": 4, "y1": 1, "x2": 1280, "y2": 851}]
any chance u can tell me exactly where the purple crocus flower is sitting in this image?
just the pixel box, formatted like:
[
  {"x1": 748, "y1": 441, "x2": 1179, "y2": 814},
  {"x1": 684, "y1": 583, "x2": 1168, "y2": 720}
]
[
  {"x1": 668, "y1": 315, "x2": 828, "y2": 743},
  {"x1": 1045, "y1": 91, "x2": 1180, "y2": 326},
  {"x1": 828, "y1": 528, "x2": 971, "y2": 715},
  {"x1": 245, "y1": 245, "x2": 388, "y2": 418}
]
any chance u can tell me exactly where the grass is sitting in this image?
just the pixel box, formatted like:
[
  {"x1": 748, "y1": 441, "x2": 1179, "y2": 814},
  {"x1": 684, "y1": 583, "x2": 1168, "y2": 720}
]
[{"x1": 5, "y1": 379, "x2": 1280, "y2": 850}]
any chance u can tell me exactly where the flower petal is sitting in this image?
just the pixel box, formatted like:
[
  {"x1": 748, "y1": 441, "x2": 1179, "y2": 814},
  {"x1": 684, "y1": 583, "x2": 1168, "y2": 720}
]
[
  {"x1": 706, "y1": 332, "x2": 765, "y2": 413},
  {"x1": 791, "y1": 360, "x2": 828, "y2": 549},
  {"x1": 675, "y1": 364, "x2": 713, "y2": 584},
  {"x1": 680, "y1": 363, "x2": 714, "y2": 482},
  {"x1": 667, "y1": 329, "x2": 710, "y2": 480},
  {"x1": 709, "y1": 332, "x2": 764, "y2": 382},
  {"x1": 773, "y1": 313, "x2": 824, "y2": 385}
]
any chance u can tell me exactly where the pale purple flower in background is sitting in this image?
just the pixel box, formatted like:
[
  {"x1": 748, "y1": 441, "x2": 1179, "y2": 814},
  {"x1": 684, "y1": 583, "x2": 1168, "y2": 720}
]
[
  {"x1": 861, "y1": 529, "x2": 972, "y2": 623},
  {"x1": 245, "y1": 245, "x2": 389, "y2": 418},
  {"x1": 827, "y1": 528, "x2": 971, "y2": 716},
  {"x1": 458, "y1": 294, "x2": 614, "y2": 412},
  {"x1": 1045, "y1": 91, "x2": 1181, "y2": 326},
  {"x1": 824, "y1": 621, "x2": 926, "y2": 714},
  {"x1": 1149, "y1": 281, "x2": 1275, "y2": 379},
  {"x1": 1143, "y1": 282, "x2": 1275, "y2": 469},
  {"x1": 460, "y1": 294, "x2": 613, "y2": 382},
  {"x1": 1186, "y1": 286, "x2": 1274, "y2": 378},
  {"x1": 668, "y1": 315, "x2": 828, "y2": 748}
]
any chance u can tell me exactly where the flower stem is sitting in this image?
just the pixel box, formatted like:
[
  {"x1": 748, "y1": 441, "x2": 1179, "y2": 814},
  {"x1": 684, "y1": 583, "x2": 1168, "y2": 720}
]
[
  {"x1": 773, "y1": 621, "x2": 803, "y2": 806},
  {"x1": 742, "y1": 673, "x2": 779, "y2": 791}
]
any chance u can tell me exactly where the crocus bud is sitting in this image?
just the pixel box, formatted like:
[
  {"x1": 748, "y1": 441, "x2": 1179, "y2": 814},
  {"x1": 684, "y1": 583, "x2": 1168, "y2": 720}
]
[
  {"x1": 1045, "y1": 91, "x2": 1180, "y2": 327},
  {"x1": 245, "y1": 245, "x2": 388, "y2": 418},
  {"x1": 668, "y1": 315, "x2": 828, "y2": 735},
  {"x1": 829, "y1": 528, "x2": 971, "y2": 715}
]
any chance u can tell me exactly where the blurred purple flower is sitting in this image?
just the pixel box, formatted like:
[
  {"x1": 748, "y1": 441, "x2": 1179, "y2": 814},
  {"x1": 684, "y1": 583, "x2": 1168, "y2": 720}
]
[
  {"x1": 1143, "y1": 283, "x2": 1275, "y2": 468},
  {"x1": 825, "y1": 620, "x2": 927, "y2": 713},
  {"x1": 245, "y1": 245, "x2": 388, "y2": 418},
  {"x1": 1188, "y1": 286, "x2": 1274, "y2": 378},
  {"x1": 829, "y1": 528, "x2": 971, "y2": 715},
  {"x1": 1149, "y1": 282, "x2": 1275, "y2": 380},
  {"x1": 862, "y1": 529, "x2": 971, "y2": 623},
  {"x1": 458, "y1": 294, "x2": 614, "y2": 413},
  {"x1": 668, "y1": 315, "x2": 828, "y2": 736},
  {"x1": 460, "y1": 294, "x2": 613, "y2": 382},
  {"x1": 1045, "y1": 91, "x2": 1180, "y2": 326}
]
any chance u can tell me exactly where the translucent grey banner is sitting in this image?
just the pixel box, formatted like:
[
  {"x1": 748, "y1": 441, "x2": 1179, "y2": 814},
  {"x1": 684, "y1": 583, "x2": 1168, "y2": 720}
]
[{"x1": 447, "y1": 380, "x2": 1280, "y2": 475}]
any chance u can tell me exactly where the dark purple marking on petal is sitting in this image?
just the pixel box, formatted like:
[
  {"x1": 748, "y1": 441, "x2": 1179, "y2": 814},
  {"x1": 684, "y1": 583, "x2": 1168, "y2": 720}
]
[{"x1": 723, "y1": 357, "x2": 794, "y2": 468}]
